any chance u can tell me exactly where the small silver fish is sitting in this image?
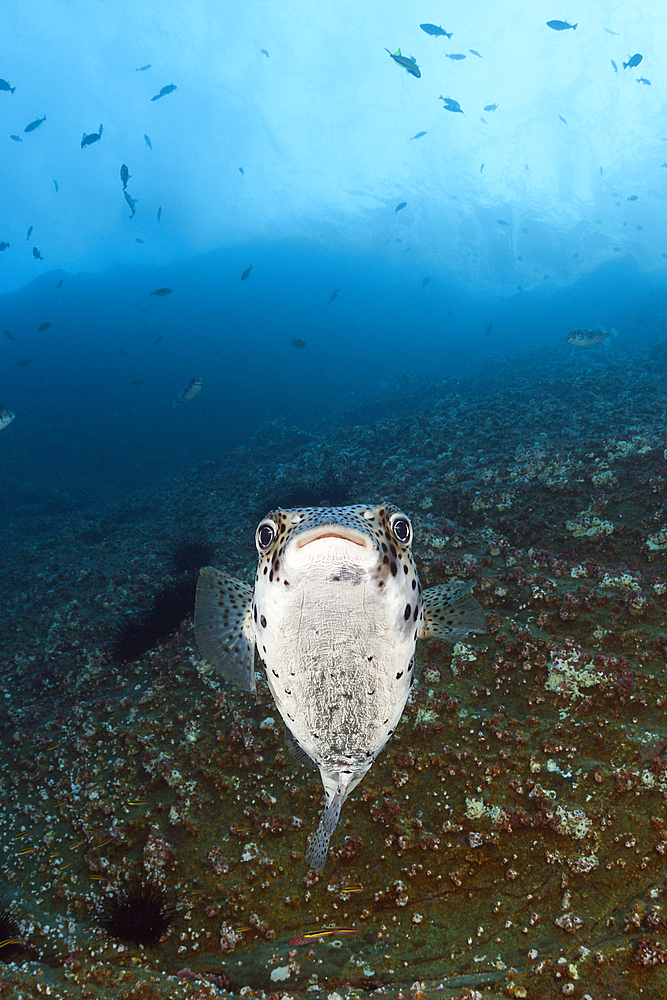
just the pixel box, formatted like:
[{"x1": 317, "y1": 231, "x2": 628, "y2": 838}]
[
  {"x1": 195, "y1": 504, "x2": 485, "y2": 871},
  {"x1": 173, "y1": 377, "x2": 203, "y2": 406},
  {"x1": 0, "y1": 409, "x2": 15, "y2": 431}
]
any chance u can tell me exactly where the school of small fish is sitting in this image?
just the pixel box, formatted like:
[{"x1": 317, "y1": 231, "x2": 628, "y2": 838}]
[{"x1": 195, "y1": 504, "x2": 486, "y2": 870}]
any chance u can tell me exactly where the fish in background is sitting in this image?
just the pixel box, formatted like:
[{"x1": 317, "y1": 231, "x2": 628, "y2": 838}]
[
  {"x1": 0, "y1": 409, "x2": 15, "y2": 430},
  {"x1": 24, "y1": 116, "x2": 46, "y2": 132},
  {"x1": 290, "y1": 338, "x2": 307, "y2": 349},
  {"x1": 484, "y1": 103, "x2": 498, "y2": 111},
  {"x1": 10, "y1": 134, "x2": 22, "y2": 142},
  {"x1": 3, "y1": 330, "x2": 15, "y2": 339},
  {"x1": 56, "y1": 279, "x2": 62, "y2": 288},
  {"x1": 419, "y1": 23, "x2": 452, "y2": 38},
  {"x1": 194, "y1": 503, "x2": 486, "y2": 870},
  {"x1": 546, "y1": 19, "x2": 577, "y2": 30},
  {"x1": 328, "y1": 288, "x2": 339, "y2": 304},
  {"x1": 124, "y1": 191, "x2": 137, "y2": 217},
  {"x1": 446, "y1": 53, "x2": 466, "y2": 60},
  {"x1": 440, "y1": 96, "x2": 464, "y2": 114},
  {"x1": 623, "y1": 53, "x2": 642, "y2": 69},
  {"x1": 395, "y1": 202, "x2": 407, "y2": 213},
  {"x1": 81, "y1": 131, "x2": 101, "y2": 148},
  {"x1": 241, "y1": 265, "x2": 252, "y2": 280},
  {"x1": 157, "y1": 206, "x2": 162, "y2": 222},
  {"x1": 385, "y1": 49, "x2": 421, "y2": 78},
  {"x1": 32, "y1": 247, "x2": 43, "y2": 259},
  {"x1": 144, "y1": 133, "x2": 153, "y2": 149},
  {"x1": 0, "y1": 241, "x2": 9, "y2": 251},
  {"x1": 149, "y1": 287, "x2": 172, "y2": 296},
  {"x1": 173, "y1": 377, "x2": 203, "y2": 407},
  {"x1": 411, "y1": 131, "x2": 427, "y2": 139},
  {"x1": 136, "y1": 64, "x2": 151, "y2": 71},
  {"x1": 239, "y1": 166, "x2": 244, "y2": 174},
  {"x1": 611, "y1": 60, "x2": 618, "y2": 73},
  {"x1": 0, "y1": 79, "x2": 16, "y2": 93},
  {"x1": 566, "y1": 326, "x2": 618, "y2": 351},
  {"x1": 37, "y1": 322, "x2": 52, "y2": 332},
  {"x1": 120, "y1": 164, "x2": 131, "y2": 189},
  {"x1": 469, "y1": 49, "x2": 483, "y2": 57},
  {"x1": 637, "y1": 76, "x2": 650, "y2": 85},
  {"x1": 53, "y1": 178, "x2": 58, "y2": 191},
  {"x1": 261, "y1": 49, "x2": 269, "y2": 57},
  {"x1": 151, "y1": 83, "x2": 177, "y2": 100}
]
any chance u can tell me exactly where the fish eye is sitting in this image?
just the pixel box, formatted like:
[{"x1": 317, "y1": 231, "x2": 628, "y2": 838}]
[
  {"x1": 390, "y1": 514, "x2": 412, "y2": 545},
  {"x1": 256, "y1": 521, "x2": 276, "y2": 551}
]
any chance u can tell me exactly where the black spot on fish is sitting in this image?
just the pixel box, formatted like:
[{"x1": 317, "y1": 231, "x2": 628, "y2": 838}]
[
  {"x1": 396, "y1": 671, "x2": 403, "y2": 679},
  {"x1": 390, "y1": 562, "x2": 398, "y2": 576},
  {"x1": 260, "y1": 614, "x2": 267, "y2": 628},
  {"x1": 404, "y1": 604, "x2": 411, "y2": 621}
]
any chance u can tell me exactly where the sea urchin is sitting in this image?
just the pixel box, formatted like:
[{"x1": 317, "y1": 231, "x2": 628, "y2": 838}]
[
  {"x1": 101, "y1": 877, "x2": 175, "y2": 948},
  {"x1": 0, "y1": 895, "x2": 22, "y2": 962}
]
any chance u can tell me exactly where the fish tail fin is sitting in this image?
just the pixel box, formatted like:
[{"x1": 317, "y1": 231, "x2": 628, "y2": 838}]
[
  {"x1": 572, "y1": 23, "x2": 577, "y2": 29},
  {"x1": 10, "y1": 87, "x2": 15, "y2": 93},
  {"x1": 305, "y1": 792, "x2": 343, "y2": 872}
]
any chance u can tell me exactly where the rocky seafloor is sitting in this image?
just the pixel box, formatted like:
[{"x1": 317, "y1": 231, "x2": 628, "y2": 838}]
[{"x1": 1, "y1": 345, "x2": 667, "y2": 1000}]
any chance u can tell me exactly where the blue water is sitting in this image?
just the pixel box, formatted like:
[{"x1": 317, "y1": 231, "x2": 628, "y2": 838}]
[{"x1": 1, "y1": 245, "x2": 666, "y2": 511}]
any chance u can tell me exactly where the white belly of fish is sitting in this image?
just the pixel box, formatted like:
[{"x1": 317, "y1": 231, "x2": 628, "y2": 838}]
[{"x1": 255, "y1": 569, "x2": 415, "y2": 771}]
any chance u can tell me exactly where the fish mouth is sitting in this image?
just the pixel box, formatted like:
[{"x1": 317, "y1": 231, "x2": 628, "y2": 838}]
[{"x1": 296, "y1": 526, "x2": 368, "y2": 549}]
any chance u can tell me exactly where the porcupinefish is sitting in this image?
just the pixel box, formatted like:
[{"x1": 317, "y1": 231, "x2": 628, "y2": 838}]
[
  {"x1": 172, "y1": 377, "x2": 203, "y2": 407},
  {"x1": 195, "y1": 503, "x2": 486, "y2": 871},
  {"x1": 566, "y1": 326, "x2": 617, "y2": 349}
]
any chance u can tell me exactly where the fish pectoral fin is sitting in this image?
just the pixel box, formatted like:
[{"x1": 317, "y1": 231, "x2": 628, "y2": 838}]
[
  {"x1": 419, "y1": 580, "x2": 486, "y2": 641},
  {"x1": 284, "y1": 729, "x2": 319, "y2": 770},
  {"x1": 194, "y1": 567, "x2": 256, "y2": 692}
]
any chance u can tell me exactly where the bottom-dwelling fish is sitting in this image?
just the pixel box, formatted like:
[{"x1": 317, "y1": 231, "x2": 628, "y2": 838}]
[{"x1": 195, "y1": 503, "x2": 486, "y2": 871}]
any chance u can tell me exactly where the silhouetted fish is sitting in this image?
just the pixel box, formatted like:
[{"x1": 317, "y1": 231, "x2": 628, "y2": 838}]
[
  {"x1": 24, "y1": 116, "x2": 46, "y2": 132},
  {"x1": 136, "y1": 64, "x2": 151, "y2": 71},
  {"x1": 410, "y1": 131, "x2": 427, "y2": 139},
  {"x1": 385, "y1": 49, "x2": 421, "y2": 78},
  {"x1": 33, "y1": 247, "x2": 43, "y2": 259},
  {"x1": 241, "y1": 265, "x2": 252, "y2": 280},
  {"x1": 291, "y1": 338, "x2": 307, "y2": 349},
  {"x1": 0, "y1": 79, "x2": 16, "y2": 93},
  {"x1": 546, "y1": 19, "x2": 577, "y2": 30},
  {"x1": 419, "y1": 23, "x2": 452, "y2": 38},
  {"x1": 144, "y1": 134, "x2": 152, "y2": 149},
  {"x1": 151, "y1": 83, "x2": 177, "y2": 101},
  {"x1": 328, "y1": 288, "x2": 339, "y2": 304},
  {"x1": 395, "y1": 202, "x2": 407, "y2": 213},
  {"x1": 10, "y1": 134, "x2": 22, "y2": 142},
  {"x1": 623, "y1": 53, "x2": 642, "y2": 69},
  {"x1": 149, "y1": 287, "x2": 172, "y2": 296}
]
